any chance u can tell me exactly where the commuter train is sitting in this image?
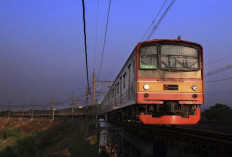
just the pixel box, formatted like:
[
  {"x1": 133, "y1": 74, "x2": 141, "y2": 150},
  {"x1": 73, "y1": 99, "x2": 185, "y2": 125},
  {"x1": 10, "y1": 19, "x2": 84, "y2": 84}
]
[{"x1": 100, "y1": 39, "x2": 204, "y2": 124}]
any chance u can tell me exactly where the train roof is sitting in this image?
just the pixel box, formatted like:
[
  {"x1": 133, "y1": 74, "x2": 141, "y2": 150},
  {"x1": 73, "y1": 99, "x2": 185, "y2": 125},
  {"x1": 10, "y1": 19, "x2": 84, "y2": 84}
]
[{"x1": 138, "y1": 39, "x2": 202, "y2": 47}]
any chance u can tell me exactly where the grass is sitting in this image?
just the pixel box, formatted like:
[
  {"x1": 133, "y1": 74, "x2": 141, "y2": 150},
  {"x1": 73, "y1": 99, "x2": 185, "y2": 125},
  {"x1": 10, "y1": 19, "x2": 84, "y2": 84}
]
[
  {"x1": 1, "y1": 128, "x2": 23, "y2": 139},
  {"x1": 0, "y1": 127, "x2": 23, "y2": 151},
  {"x1": 0, "y1": 118, "x2": 98, "y2": 157}
]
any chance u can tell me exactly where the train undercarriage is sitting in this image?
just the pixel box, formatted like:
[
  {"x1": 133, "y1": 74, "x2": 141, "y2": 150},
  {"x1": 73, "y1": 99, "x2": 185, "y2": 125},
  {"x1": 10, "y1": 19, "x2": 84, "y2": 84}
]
[{"x1": 107, "y1": 102, "x2": 201, "y2": 125}]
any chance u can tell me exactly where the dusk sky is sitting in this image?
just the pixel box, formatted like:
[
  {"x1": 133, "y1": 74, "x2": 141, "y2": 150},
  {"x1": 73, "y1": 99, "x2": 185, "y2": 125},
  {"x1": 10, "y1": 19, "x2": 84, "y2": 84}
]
[{"x1": 1, "y1": 0, "x2": 232, "y2": 110}]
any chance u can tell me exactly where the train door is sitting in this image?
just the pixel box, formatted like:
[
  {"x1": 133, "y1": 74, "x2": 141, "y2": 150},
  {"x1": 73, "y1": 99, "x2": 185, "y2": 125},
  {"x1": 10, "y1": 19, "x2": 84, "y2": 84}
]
[{"x1": 110, "y1": 89, "x2": 114, "y2": 107}]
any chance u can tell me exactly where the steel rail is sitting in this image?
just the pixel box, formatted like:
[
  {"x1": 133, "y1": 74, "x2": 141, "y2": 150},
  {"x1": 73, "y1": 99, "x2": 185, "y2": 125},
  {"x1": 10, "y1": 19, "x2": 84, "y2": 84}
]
[
  {"x1": 153, "y1": 126, "x2": 232, "y2": 145},
  {"x1": 116, "y1": 121, "x2": 232, "y2": 151}
]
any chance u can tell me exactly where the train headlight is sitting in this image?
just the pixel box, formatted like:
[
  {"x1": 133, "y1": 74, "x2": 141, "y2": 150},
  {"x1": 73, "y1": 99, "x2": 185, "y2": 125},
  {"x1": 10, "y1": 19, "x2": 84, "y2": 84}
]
[
  {"x1": 143, "y1": 84, "x2": 150, "y2": 90},
  {"x1": 192, "y1": 85, "x2": 198, "y2": 91}
]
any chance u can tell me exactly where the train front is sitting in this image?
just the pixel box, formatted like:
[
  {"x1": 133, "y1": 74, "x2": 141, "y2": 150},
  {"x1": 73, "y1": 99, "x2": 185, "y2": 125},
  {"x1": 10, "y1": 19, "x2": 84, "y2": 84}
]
[{"x1": 136, "y1": 39, "x2": 204, "y2": 125}]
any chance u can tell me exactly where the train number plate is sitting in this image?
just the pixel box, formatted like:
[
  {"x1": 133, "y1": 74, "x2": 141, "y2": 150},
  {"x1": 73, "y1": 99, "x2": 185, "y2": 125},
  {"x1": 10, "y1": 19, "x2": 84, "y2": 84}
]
[{"x1": 163, "y1": 84, "x2": 178, "y2": 90}]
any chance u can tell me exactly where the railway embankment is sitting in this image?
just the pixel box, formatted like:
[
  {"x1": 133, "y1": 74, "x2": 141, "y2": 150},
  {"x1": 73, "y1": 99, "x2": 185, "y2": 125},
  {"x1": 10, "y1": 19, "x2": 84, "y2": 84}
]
[
  {"x1": 179, "y1": 120, "x2": 232, "y2": 134},
  {"x1": 0, "y1": 118, "x2": 98, "y2": 157}
]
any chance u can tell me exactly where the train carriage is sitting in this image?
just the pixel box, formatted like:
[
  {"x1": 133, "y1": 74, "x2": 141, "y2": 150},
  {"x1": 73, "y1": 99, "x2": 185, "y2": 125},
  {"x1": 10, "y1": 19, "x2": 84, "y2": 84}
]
[{"x1": 100, "y1": 39, "x2": 204, "y2": 125}]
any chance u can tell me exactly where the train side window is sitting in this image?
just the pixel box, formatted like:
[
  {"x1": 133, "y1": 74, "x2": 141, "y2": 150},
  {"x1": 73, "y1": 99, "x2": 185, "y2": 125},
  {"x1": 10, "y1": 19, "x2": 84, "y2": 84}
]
[
  {"x1": 120, "y1": 77, "x2": 122, "y2": 94},
  {"x1": 111, "y1": 89, "x2": 114, "y2": 105},
  {"x1": 109, "y1": 90, "x2": 111, "y2": 104},
  {"x1": 128, "y1": 64, "x2": 131, "y2": 81},
  {"x1": 133, "y1": 58, "x2": 136, "y2": 81},
  {"x1": 114, "y1": 85, "x2": 116, "y2": 104},
  {"x1": 123, "y1": 73, "x2": 126, "y2": 89},
  {"x1": 117, "y1": 82, "x2": 119, "y2": 95},
  {"x1": 128, "y1": 64, "x2": 131, "y2": 99},
  {"x1": 111, "y1": 89, "x2": 114, "y2": 101}
]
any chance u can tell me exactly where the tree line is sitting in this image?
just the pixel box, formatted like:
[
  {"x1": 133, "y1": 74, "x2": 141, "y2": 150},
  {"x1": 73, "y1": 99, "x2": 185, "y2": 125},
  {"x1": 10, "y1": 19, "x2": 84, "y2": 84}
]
[{"x1": 201, "y1": 103, "x2": 232, "y2": 120}]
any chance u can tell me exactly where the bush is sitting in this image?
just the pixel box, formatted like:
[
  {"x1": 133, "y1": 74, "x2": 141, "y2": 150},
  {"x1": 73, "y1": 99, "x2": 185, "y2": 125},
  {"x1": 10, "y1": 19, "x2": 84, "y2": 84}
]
[
  {"x1": 2, "y1": 128, "x2": 23, "y2": 139},
  {"x1": 202, "y1": 103, "x2": 232, "y2": 120},
  {"x1": 0, "y1": 146, "x2": 18, "y2": 157},
  {"x1": 15, "y1": 135, "x2": 37, "y2": 156}
]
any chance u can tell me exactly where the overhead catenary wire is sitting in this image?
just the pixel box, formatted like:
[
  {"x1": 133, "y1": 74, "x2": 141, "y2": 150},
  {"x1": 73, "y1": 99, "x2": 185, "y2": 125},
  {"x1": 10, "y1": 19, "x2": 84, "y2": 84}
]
[
  {"x1": 94, "y1": 0, "x2": 99, "y2": 71},
  {"x1": 205, "y1": 62, "x2": 232, "y2": 77},
  {"x1": 205, "y1": 54, "x2": 232, "y2": 66},
  {"x1": 146, "y1": 0, "x2": 176, "y2": 40},
  {"x1": 3, "y1": 91, "x2": 90, "y2": 111},
  {"x1": 98, "y1": 0, "x2": 112, "y2": 79},
  {"x1": 205, "y1": 77, "x2": 232, "y2": 83},
  {"x1": 81, "y1": 0, "x2": 90, "y2": 91},
  {"x1": 140, "y1": 0, "x2": 168, "y2": 41},
  {"x1": 205, "y1": 90, "x2": 232, "y2": 95}
]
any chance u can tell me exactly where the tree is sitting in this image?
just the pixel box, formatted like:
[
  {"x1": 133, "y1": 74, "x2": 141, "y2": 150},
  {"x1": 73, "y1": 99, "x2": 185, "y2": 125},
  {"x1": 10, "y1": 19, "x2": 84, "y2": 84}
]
[{"x1": 201, "y1": 103, "x2": 232, "y2": 120}]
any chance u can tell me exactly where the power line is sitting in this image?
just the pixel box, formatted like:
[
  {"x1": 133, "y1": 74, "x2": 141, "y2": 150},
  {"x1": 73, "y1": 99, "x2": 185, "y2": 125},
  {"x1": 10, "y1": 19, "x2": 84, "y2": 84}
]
[
  {"x1": 205, "y1": 63, "x2": 232, "y2": 77},
  {"x1": 205, "y1": 90, "x2": 232, "y2": 95},
  {"x1": 205, "y1": 54, "x2": 232, "y2": 66},
  {"x1": 140, "y1": 0, "x2": 168, "y2": 41},
  {"x1": 81, "y1": 0, "x2": 90, "y2": 91},
  {"x1": 98, "y1": 0, "x2": 112, "y2": 79},
  {"x1": 205, "y1": 77, "x2": 232, "y2": 83},
  {"x1": 94, "y1": 0, "x2": 99, "y2": 70},
  {"x1": 146, "y1": 0, "x2": 176, "y2": 40}
]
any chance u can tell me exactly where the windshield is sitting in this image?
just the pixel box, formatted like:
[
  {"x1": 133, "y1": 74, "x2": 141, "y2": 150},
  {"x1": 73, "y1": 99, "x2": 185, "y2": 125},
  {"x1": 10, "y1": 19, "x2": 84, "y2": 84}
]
[
  {"x1": 140, "y1": 45, "x2": 157, "y2": 69},
  {"x1": 160, "y1": 45, "x2": 199, "y2": 71}
]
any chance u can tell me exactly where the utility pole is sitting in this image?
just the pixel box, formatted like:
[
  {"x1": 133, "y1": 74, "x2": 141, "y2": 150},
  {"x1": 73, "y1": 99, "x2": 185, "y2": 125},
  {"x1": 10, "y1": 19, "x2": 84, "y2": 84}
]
[
  {"x1": 52, "y1": 97, "x2": 55, "y2": 120},
  {"x1": 31, "y1": 101, "x2": 34, "y2": 119},
  {"x1": 71, "y1": 92, "x2": 74, "y2": 120},
  {"x1": 76, "y1": 98, "x2": 79, "y2": 115},
  {"x1": 8, "y1": 101, "x2": 10, "y2": 119},
  {"x1": 0, "y1": 104, "x2": 3, "y2": 117},
  {"x1": 93, "y1": 71, "x2": 96, "y2": 121},
  {"x1": 23, "y1": 102, "x2": 26, "y2": 118},
  {"x1": 1, "y1": 104, "x2": 5, "y2": 117},
  {"x1": 86, "y1": 87, "x2": 89, "y2": 120},
  {"x1": 86, "y1": 87, "x2": 89, "y2": 109}
]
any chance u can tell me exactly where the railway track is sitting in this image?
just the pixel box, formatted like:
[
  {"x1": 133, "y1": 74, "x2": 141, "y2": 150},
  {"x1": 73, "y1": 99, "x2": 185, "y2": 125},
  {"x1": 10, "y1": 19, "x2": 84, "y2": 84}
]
[
  {"x1": 159, "y1": 126, "x2": 232, "y2": 145},
  {"x1": 117, "y1": 122, "x2": 232, "y2": 155}
]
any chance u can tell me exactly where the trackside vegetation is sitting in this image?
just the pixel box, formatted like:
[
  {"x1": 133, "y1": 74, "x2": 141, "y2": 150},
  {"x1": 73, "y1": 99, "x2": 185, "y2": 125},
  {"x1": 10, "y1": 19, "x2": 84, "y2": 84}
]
[
  {"x1": 202, "y1": 103, "x2": 232, "y2": 120},
  {"x1": 0, "y1": 119, "x2": 98, "y2": 157}
]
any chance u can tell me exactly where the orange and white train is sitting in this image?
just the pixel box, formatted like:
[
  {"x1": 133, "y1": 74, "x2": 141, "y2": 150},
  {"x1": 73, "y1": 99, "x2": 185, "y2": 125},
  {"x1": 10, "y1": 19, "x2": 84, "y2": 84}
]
[{"x1": 100, "y1": 39, "x2": 204, "y2": 125}]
